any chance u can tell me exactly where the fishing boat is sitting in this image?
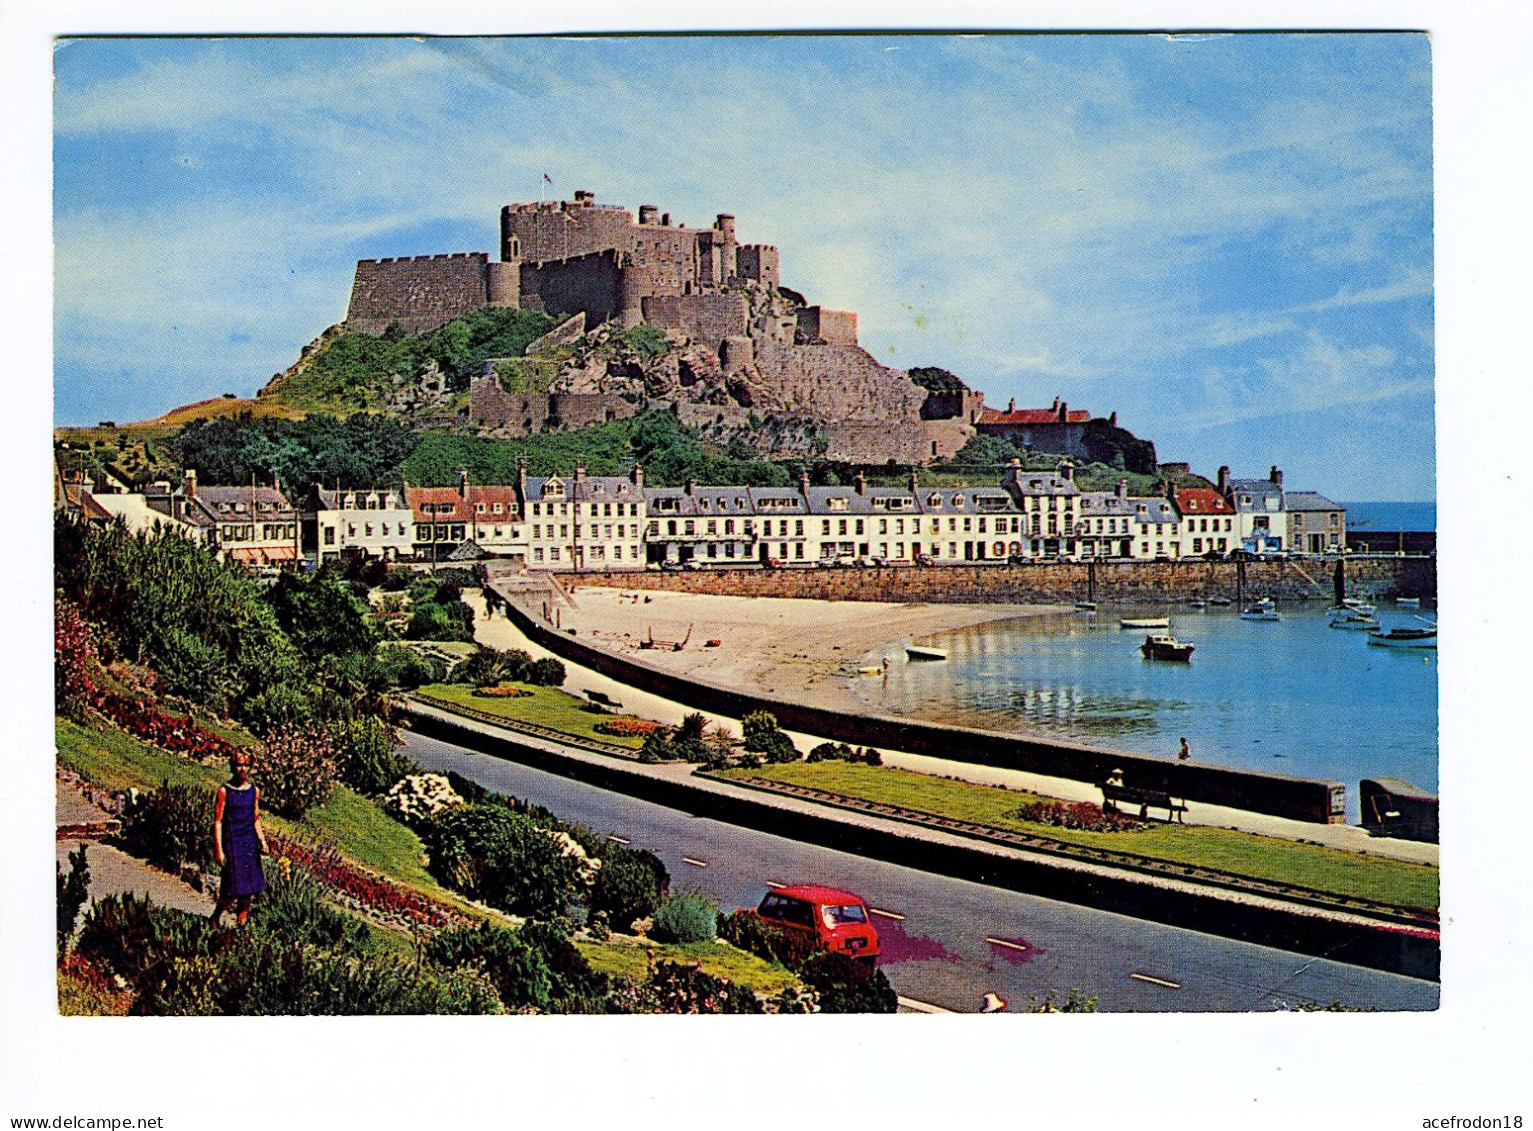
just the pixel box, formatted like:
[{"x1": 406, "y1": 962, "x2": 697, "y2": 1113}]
[
  {"x1": 1328, "y1": 608, "x2": 1381, "y2": 631},
  {"x1": 1074, "y1": 600, "x2": 1097, "y2": 614},
  {"x1": 1396, "y1": 596, "x2": 1422, "y2": 608},
  {"x1": 1188, "y1": 598, "x2": 1207, "y2": 609},
  {"x1": 1366, "y1": 625, "x2": 1437, "y2": 649},
  {"x1": 905, "y1": 645, "x2": 949, "y2": 662},
  {"x1": 1327, "y1": 596, "x2": 1377, "y2": 617},
  {"x1": 1140, "y1": 633, "x2": 1194, "y2": 662},
  {"x1": 1120, "y1": 616, "x2": 1170, "y2": 630},
  {"x1": 1208, "y1": 597, "x2": 1233, "y2": 607},
  {"x1": 1239, "y1": 597, "x2": 1282, "y2": 622}
]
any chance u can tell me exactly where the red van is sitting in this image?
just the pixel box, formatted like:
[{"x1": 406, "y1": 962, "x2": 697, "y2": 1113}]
[{"x1": 747, "y1": 885, "x2": 881, "y2": 965}]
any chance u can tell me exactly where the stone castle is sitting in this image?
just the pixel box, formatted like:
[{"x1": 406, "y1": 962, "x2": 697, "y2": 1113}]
[{"x1": 342, "y1": 192, "x2": 993, "y2": 462}]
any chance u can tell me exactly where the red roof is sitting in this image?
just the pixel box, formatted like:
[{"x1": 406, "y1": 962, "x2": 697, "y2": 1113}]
[
  {"x1": 771, "y1": 884, "x2": 868, "y2": 906},
  {"x1": 406, "y1": 485, "x2": 521, "y2": 522},
  {"x1": 977, "y1": 408, "x2": 1091, "y2": 426},
  {"x1": 1172, "y1": 488, "x2": 1235, "y2": 516}
]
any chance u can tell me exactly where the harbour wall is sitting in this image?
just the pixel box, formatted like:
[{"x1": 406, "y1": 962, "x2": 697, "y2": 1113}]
[
  {"x1": 500, "y1": 595, "x2": 1348, "y2": 824},
  {"x1": 559, "y1": 557, "x2": 1435, "y2": 605}
]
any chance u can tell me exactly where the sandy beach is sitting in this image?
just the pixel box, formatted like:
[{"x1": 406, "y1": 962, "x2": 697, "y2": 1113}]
[{"x1": 551, "y1": 586, "x2": 1067, "y2": 715}]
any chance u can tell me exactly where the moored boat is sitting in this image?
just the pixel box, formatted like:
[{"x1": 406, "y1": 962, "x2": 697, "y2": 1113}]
[
  {"x1": 1366, "y1": 625, "x2": 1437, "y2": 649},
  {"x1": 1140, "y1": 633, "x2": 1194, "y2": 662},
  {"x1": 1120, "y1": 616, "x2": 1170, "y2": 629},
  {"x1": 1239, "y1": 597, "x2": 1282, "y2": 622},
  {"x1": 1328, "y1": 608, "x2": 1381, "y2": 630},
  {"x1": 1075, "y1": 600, "x2": 1097, "y2": 614},
  {"x1": 1396, "y1": 596, "x2": 1421, "y2": 608},
  {"x1": 905, "y1": 645, "x2": 949, "y2": 662},
  {"x1": 1327, "y1": 597, "x2": 1377, "y2": 616}
]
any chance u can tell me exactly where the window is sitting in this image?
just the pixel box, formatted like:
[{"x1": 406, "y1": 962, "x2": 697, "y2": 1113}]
[
  {"x1": 855, "y1": 519, "x2": 864, "y2": 535},
  {"x1": 795, "y1": 520, "x2": 803, "y2": 536},
  {"x1": 534, "y1": 547, "x2": 544, "y2": 562}
]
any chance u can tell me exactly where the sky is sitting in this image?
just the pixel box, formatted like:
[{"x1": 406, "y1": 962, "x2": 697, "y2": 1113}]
[{"x1": 52, "y1": 33, "x2": 1435, "y2": 500}]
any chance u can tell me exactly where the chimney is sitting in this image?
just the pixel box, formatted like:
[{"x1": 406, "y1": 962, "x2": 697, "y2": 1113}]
[
  {"x1": 855, "y1": 472, "x2": 867, "y2": 496},
  {"x1": 1057, "y1": 460, "x2": 1074, "y2": 483},
  {"x1": 631, "y1": 462, "x2": 644, "y2": 490},
  {"x1": 183, "y1": 469, "x2": 197, "y2": 499},
  {"x1": 1058, "y1": 400, "x2": 1068, "y2": 423},
  {"x1": 800, "y1": 470, "x2": 812, "y2": 497},
  {"x1": 1109, "y1": 411, "x2": 1117, "y2": 428},
  {"x1": 685, "y1": 478, "x2": 696, "y2": 496},
  {"x1": 908, "y1": 469, "x2": 919, "y2": 494},
  {"x1": 1217, "y1": 466, "x2": 1230, "y2": 495},
  {"x1": 517, "y1": 457, "x2": 527, "y2": 500},
  {"x1": 1270, "y1": 466, "x2": 1283, "y2": 488},
  {"x1": 459, "y1": 470, "x2": 469, "y2": 500},
  {"x1": 575, "y1": 462, "x2": 586, "y2": 485},
  {"x1": 1007, "y1": 397, "x2": 1015, "y2": 413},
  {"x1": 1051, "y1": 396, "x2": 1059, "y2": 413}
]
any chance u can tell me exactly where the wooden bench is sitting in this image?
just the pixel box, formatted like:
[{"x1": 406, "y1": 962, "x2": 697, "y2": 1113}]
[{"x1": 1102, "y1": 782, "x2": 1188, "y2": 823}]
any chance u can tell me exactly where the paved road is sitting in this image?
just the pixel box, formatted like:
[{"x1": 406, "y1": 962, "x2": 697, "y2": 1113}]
[{"x1": 404, "y1": 731, "x2": 1439, "y2": 1014}]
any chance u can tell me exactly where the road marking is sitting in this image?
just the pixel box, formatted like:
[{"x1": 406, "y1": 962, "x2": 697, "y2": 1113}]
[
  {"x1": 1129, "y1": 972, "x2": 1182, "y2": 989},
  {"x1": 607, "y1": 835, "x2": 631, "y2": 845},
  {"x1": 764, "y1": 880, "x2": 786, "y2": 888},
  {"x1": 682, "y1": 857, "x2": 708, "y2": 868},
  {"x1": 985, "y1": 937, "x2": 1028, "y2": 952},
  {"x1": 897, "y1": 996, "x2": 954, "y2": 1014},
  {"x1": 869, "y1": 908, "x2": 905, "y2": 921}
]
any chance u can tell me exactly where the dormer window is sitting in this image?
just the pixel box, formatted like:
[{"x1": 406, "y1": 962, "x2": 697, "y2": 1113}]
[
  {"x1": 927, "y1": 493, "x2": 943, "y2": 507},
  {"x1": 827, "y1": 497, "x2": 848, "y2": 511},
  {"x1": 951, "y1": 495, "x2": 965, "y2": 508}
]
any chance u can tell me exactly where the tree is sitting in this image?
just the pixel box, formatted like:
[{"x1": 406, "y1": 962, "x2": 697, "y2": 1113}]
[{"x1": 741, "y1": 711, "x2": 798, "y2": 763}]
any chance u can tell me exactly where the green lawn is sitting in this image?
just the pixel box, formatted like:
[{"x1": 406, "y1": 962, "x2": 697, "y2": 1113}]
[
  {"x1": 415, "y1": 683, "x2": 649, "y2": 749},
  {"x1": 577, "y1": 935, "x2": 800, "y2": 995},
  {"x1": 722, "y1": 762, "x2": 1439, "y2": 911}
]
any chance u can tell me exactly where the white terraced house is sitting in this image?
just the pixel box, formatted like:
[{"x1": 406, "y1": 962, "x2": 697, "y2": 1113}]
[
  {"x1": 521, "y1": 461, "x2": 646, "y2": 572},
  {"x1": 306, "y1": 485, "x2": 414, "y2": 562}
]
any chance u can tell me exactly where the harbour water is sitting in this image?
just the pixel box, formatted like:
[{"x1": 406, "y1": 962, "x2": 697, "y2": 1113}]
[{"x1": 858, "y1": 599, "x2": 1438, "y2": 822}]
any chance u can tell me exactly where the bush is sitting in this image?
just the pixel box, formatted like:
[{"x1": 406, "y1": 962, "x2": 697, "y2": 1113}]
[
  {"x1": 798, "y1": 952, "x2": 897, "y2": 1014},
  {"x1": 638, "y1": 729, "x2": 672, "y2": 763},
  {"x1": 256, "y1": 728, "x2": 339, "y2": 819},
  {"x1": 328, "y1": 716, "x2": 416, "y2": 796},
  {"x1": 55, "y1": 596, "x2": 99, "y2": 713},
  {"x1": 426, "y1": 922, "x2": 555, "y2": 1012},
  {"x1": 525, "y1": 657, "x2": 566, "y2": 687},
  {"x1": 56, "y1": 845, "x2": 91, "y2": 955},
  {"x1": 242, "y1": 682, "x2": 319, "y2": 738},
  {"x1": 383, "y1": 773, "x2": 466, "y2": 830},
  {"x1": 250, "y1": 863, "x2": 369, "y2": 955},
  {"x1": 621, "y1": 961, "x2": 761, "y2": 1014},
  {"x1": 649, "y1": 891, "x2": 719, "y2": 944},
  {"x1": 742, "y1": 711, "x2": 798, "y2": 764},
  {"x1": 119, "y1": 781, "x2": 216, "y2": 872},
  {"x1": 588, "y1": 851, "x2": 662, "y2": 931},
  {"x1": 426, "y1": 804, "x2": 585, "y2": 918},
  {"x1": 716, "y1": 911, "x2": 820, "y2": 971}
]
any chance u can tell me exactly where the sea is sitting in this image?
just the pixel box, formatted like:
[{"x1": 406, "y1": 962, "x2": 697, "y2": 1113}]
[
  {"x1": 858, "y1": 549, "x2": 1438, "y2": 824},
  {"x1": 1340, "y1": 500, "x2": 1436, "y2": 533}
]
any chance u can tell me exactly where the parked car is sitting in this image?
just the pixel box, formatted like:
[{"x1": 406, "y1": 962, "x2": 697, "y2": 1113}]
[{"x1": 743, "y1": 885, "x2": 881, "y2": 965}]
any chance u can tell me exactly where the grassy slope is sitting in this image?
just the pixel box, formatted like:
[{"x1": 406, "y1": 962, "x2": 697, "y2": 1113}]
[
  {"x1": 724, "y1": 762, "x2": 1439, "y2": 910},
  {"x1": 415, "y1": 683, "x2": 649, "y2": 749},
  {"x1": 55, "y1": 717, "x2": 796, "y2": 995}
]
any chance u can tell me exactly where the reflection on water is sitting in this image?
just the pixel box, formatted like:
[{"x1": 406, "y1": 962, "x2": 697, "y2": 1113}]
[{"x1": 858, "y1": 603, "x2": 1438, "y2": 813}]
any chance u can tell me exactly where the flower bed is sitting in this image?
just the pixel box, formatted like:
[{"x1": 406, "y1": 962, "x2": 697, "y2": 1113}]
[
  {"x1": 1004, "y1": 799, "x2": 1146, "y2": 833},
  {"x1": 83, "y1": 685, "x2": 242, "y2": 766},
  {"x1": 266, "y1": 831, "x2": 470, "y2": 933},
  {"x1": 594, "y1": 716, "x2": 665, "y2": 738},
  {"x1": 472, "y1": 685, "x2": 530, "y2": 699}
]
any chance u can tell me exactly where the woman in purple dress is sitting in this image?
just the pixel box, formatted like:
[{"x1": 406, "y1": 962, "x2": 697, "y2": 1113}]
[{"x1": 210, "y1": 751, "x2": 268, "y2": 926}]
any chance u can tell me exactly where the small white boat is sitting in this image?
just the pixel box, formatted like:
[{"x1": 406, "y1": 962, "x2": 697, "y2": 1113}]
[
  {"x1": 1075, "y1": 601, "x2": 1097, "y2": 614},
  {"x1": 1239, "y1": 597, "x2": 1282, "y2": 622},
  {"x1": 905, "y1": 645, "x2": 949, "y2": 662},
  {"x1": 1328, "y1": 597, "x2": 1377, "y2": 616},
  {"x1": 1396, "y1": 596, "x2": 1422, "y2": 608},
  {"x1": 1367, "y1": 625, "x2": 1437, "y2": 649},
  {"x1": 1120, "y1": 617, "x2": 1170, "y2": 630}
]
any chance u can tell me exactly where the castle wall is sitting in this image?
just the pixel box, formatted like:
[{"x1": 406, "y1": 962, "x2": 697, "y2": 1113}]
[
  {"x1": 501, "y1": 201, "x2": 636, "y2": 263},
  {"x1": 736, "y1": 245, "x2": 779, "y2": 289},
  {"x1": 518, "y1": 251, "x2": 624, "y2": 325},
  {"x1": 550, "y1": 393, "x2": 640, "y2": 429},
  {"x1": 753, "y1": 340, "x2": 923, "y2": 424},
  {"x1": 468, "y1": 379, "x2": 551, "y2": 432},
  {"x1": 640, "y1": 294, "x2": 748, "y2": 350},
  {"x1": 796, "y1": 306, "x2": 858, "y2": 346},
  {"x1": 346, "y1": 253, "x2": 492, "y2": 335},
  {"x1": 977, "y1": 420, "x2": 1091, "y2": 459}
]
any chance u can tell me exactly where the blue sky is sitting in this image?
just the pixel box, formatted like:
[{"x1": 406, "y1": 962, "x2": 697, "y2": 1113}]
[{"x1": 53, "y1": 34, "x2": 1434, "y2": 499}]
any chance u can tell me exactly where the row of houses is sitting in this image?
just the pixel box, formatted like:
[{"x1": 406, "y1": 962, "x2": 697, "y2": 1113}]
[{"x1": 60, "y1": 458, "x2": 1345, "y2": 571}]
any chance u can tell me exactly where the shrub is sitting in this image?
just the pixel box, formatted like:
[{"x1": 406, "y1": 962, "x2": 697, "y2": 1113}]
[
  {"x1": 56, "y1": 845, "x2": 91, "y2": 955},
  {"x1": 427, "y1": 922, "x2": 554, "y2": 1012},
  {"x1": 119, "y1": 781, "x2": 216, "y2": 872},
  {"x1": 383, "y1": 773, "x2": 466, "y2": 830},
  {"x1": 625, "y1": 961, "x2": 762, "y2": 1014},
  {"x1": 426, "y1": 804, "x2": 585, "y2": 918},
  {"x1": 808, "y1": 741, "x2": 854, "y2": 763},
  {"x1": 649, "y1": 891, "x2": 719, "y2": 944},
  {"x1": 242, "y1": 682, "x2": 319, "y2": 738},
  {"x1": 798, "y1": 952, "x2": 897, "y2": 1014},
  {"x1": 638, "y1": 730, "x2": 672, "y2": 763},
  {"x1": 328, "y1": 715, "x2": 416, "y2": 796},
  {"x1": 742, "y1": 711, "x2": 798, "y2": 764},
  {"x1": 256, "y1": 728, "x2": 339, "y2": 819},
  {"x1": 525, "y1": 657, "x2": 566, "y2": 687},
  {"x1": 250, "y1": 863, "x2": 369, "y2": 955},
  {"x1": 588, "y1": 851, "x2": 662, "y2": 931},
  {"x1": 716, "y1": 910, "x2": 819, "y2": 971},
  {"x1": 55, "y1": 596, "x2": 99, "y2": 713},
  {"x1": 677, "y1": 712, "x2": 708, "y2": 743}
]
